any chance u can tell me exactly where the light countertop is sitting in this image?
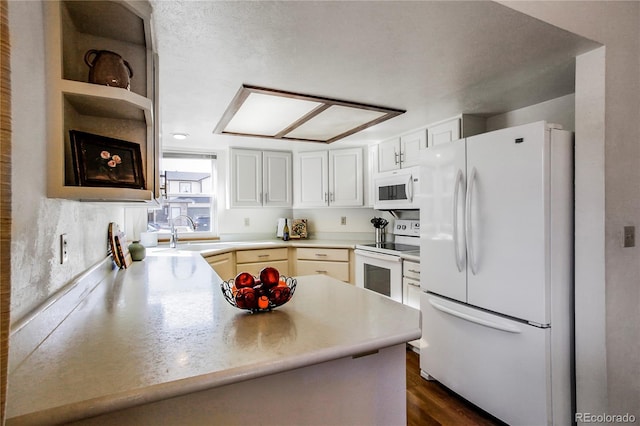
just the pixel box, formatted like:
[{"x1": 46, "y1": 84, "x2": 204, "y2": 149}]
[
  {"x1": 165, "y1": 238, "x2": 364, "y2": 256},
  {"x1": 7, "y1": 250, "x2": 420, "y2": 424}
]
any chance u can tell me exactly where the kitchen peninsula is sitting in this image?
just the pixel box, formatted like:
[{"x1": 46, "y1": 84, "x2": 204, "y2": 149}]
[{"x1": 6, "y1": 249, "x2": 420, "y2": 425}]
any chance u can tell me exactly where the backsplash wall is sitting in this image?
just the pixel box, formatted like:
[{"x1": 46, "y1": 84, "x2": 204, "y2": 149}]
[{"x1": 10, "y1": 1, "x2": 124, "y2": 322}]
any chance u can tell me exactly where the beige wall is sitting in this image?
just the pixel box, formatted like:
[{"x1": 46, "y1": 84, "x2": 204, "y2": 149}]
[
  {"x1": 502, "y1": 0, "x2": 640, "y2": 420},
  {"x1": 9, "y1": 1, "x2": 123, "y2": 321}
]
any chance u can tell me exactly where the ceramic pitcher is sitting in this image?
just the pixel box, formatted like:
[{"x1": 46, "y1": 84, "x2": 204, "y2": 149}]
[{"x1": 84, "y1": 49, "x2": 133, "y2": 90}]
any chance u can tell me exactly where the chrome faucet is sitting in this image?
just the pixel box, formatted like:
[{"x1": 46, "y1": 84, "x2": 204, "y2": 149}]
[{"x1": 170, "y1": 215, "x2": 196, "y2": 248}]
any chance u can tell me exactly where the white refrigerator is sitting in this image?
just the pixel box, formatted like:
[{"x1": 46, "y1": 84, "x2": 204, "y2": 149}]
[{"x1": 419, "y1": 121, "x2": 574, "y2": 425}]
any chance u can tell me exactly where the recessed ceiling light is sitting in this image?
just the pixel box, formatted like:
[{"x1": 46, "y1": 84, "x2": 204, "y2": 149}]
[
  {"x1": 171, "y1": 133, "x2": 189, "y2": 140},
  {"x1": 214, "y1": 85, "x2": 405, "y2": 144}
]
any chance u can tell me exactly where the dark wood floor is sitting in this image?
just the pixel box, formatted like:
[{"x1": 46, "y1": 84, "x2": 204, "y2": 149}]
[{"x1": 406, "y1": 348, "x2": 504, "y2": 426}]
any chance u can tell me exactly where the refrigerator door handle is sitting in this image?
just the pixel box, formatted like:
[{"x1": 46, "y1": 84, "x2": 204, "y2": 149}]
[
  {"x1": 428, "y1": 297, "x2": 522, "y2": 333},
  {"x1": 452, "y1": 169, "x2": 465, "y2": 272},
  {"x1": 465, "y1": 167, "x2": 478, "y2": 275}
]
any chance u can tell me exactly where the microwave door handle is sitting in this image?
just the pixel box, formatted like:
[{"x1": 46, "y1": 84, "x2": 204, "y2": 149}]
[{"x1": 407, "y1": 175, "x2": 414, "y2": 202}]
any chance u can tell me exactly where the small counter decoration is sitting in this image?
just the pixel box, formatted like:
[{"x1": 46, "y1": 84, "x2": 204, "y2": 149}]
[{"x1": 221, "y1": 267, "x2": 296, "y2": 313}]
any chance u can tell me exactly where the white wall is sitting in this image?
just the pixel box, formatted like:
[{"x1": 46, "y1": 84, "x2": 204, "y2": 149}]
[
  {"x1": 486, "y1": 94, "x2": 575, "y2": 132},
  {"x1": 502, "y1": 1, "x2": 640, "y2": 420},
  {"x1": 9, "y1": 1, "x2": 124, "y2": 321}
]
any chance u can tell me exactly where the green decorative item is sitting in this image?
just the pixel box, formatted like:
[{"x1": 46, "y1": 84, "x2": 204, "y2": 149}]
[{"x1": 128, "y1": 241, "x2": 146, "y2": 261}]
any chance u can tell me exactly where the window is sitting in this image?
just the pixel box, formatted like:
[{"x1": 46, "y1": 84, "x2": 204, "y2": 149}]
[{"x1": 148, "y1": 153, "x2": 217, "y2": 235}]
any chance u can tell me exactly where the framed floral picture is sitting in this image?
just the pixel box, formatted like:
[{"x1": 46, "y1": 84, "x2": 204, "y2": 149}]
[
  {"x1": 69, "y1": 130, "x2": 145, "y2": 189},
  {"x1": 291, "y1": 219, "x2": 308, "y2": 239}
]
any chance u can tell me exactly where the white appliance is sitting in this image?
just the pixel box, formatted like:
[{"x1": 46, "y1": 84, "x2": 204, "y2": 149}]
[
  {"x1": 419, "y1": 121, "x2": 574, "y2": 425},
  {"x1": 355, "y1": 220, "x2": 420, "y2": 303},
  {"x1": 373, "y1": 167, "x2": 420, "y2": 210}
]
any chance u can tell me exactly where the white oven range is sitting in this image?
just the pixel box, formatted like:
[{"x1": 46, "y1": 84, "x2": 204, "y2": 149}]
[{"x1": 355, "y1": 220, "x2": 420, "y2": 304}]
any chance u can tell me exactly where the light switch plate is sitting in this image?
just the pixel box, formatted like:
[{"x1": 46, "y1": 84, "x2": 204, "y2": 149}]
[
  {"x1": 60, "y1": 233, "x2": 69, "y2": 264},
  {"x1": 623, "y1": 226, "x2": 635, "y2": 248}
]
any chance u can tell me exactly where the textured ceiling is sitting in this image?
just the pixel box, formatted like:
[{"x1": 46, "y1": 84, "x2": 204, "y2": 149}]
[{"x1": 150, "y1": 0, "x2": 599, "y2": 151}]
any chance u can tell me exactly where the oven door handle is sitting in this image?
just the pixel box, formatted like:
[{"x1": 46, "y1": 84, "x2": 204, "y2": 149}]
[{"x1": 355, "y1": 250, "x2": 403, "y2": 263}]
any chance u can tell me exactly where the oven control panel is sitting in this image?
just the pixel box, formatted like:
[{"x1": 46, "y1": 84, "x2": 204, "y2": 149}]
[{"x1": 394, "y1": 219, "x2": 420, "y2": 237}]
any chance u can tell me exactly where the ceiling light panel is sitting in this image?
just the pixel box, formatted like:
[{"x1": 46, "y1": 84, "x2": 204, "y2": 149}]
[
  {"x1": 284, "y1": 105, "x2": 387, "y2": 141},
  {"x1": 214, "y1": 85, "x2": 405, "y2": 143},
  {"x1": 223, "y1": 92, "x2": 322, "y2": 136}
]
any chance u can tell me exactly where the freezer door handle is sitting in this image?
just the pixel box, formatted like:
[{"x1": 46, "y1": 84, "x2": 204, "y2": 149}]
[
  {"x1": 465, "y1": 167, "x2": 478, "y2": 275},
  {"x1": 452, "y1": 169, "x2": 466, "y2": 272},
  {"x1": 428, "y1": 297, "x2": 522, "y2": 333}
]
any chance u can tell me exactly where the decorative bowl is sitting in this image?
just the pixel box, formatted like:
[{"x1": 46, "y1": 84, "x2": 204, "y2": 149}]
[{"x1": 221, "y1": 276, "x2": 297, "y2": 313}]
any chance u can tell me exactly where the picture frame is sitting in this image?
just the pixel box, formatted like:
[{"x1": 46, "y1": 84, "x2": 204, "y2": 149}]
[
  {"x1": 69, "y1": 130, "x2": 145, "y2": 189},
  {"x1": 291, "y1": 219, "x2": 308, "y2": 239}
]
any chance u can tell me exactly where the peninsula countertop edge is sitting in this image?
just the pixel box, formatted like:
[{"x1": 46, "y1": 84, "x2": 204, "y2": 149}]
[{"x1": 7, "y1": 249, "x2": 421, "y2": 424}]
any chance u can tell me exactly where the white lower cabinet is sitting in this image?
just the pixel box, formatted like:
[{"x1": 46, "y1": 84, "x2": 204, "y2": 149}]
[
  {"x1": 402, "y1": 260, "x2": 421, "y2": 310},
  {"x1": 235, "y1": 248, "x2": 290, "y2": 276},
  {"x1": 205, "y1": 252, "x2": 235, "y2": 281},
  {"x1": 294, "y1": 148, "x2": 363, "y2": 207},
  {"x1": 295, "y1": 247, "x2": 351, "y2": 282}
]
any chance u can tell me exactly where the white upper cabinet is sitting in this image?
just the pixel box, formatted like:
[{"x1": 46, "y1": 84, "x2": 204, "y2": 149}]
[
  {"x1": 295, "y1": 148, "x2": 363, "y2": 208},
  {"x1": 295, "y1": 151, "x2": 328, "y2": 207},
  {"x1": 378, "y1": 129, "x2": 426, "y2": 172},
  {"x1": 400, "y1": 131, "x2": 424, "y2": 168},
  {"x1": 44, "y1": 0, "x2": 159, "y2": 202},
  {"x1": 230, "y1": 149, "x2": 292, "y2": 208},
  {"x1": 328, "y1": 148, "x2": 363, "y2": 207},
  {"x1": 427, "y1": 118, "x2": 461, "y2": 147},
  {"x1": 427, "y1": 115, "x2": 487, "y2": 146},
  {"x1": 263, "y1": 150, "x2": 293, "y2": 207},
  {"x1": 378, "y1": 138, "x2": 401, "y2": 172}
]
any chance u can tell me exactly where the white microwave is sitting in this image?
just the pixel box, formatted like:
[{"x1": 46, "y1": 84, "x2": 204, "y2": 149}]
[{"x1": 373, "y1": 167, "x2": 420, "y2": 210}]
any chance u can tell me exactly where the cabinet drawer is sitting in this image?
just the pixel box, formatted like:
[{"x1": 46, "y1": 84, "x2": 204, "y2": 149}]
[
  {"x1": 236, "y1": 260, "x2": 289, "y2": 277},
  {"x1": 236, "y1": 248, "x2": 288, "y2": 264},
  {"x1": 403, "y1": 261, "x2": 420, "y2": 280},
  {"x1": 296, "y1": 260, "x2": 349, "y2": 282},
  {"x1": 296, "y1": 247, "x2": 349, "y2": 262}
]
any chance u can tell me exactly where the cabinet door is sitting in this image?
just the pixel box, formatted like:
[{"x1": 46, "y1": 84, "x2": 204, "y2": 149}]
[
  {"x1": 428, "y1": 118, "x2": 461, "y2": 146},
  {"x1": 295, "y1": 151, "x2": 328, "y2": 207},
  {"x1": 400, "y1": 130, "x2": 425, "y2": 168},
  {"x1": 378, "y1": 138, "x2": 400, "y2": 172},
  {"x1": 230, "y1": 149, "x2": 262, "y2": 207},
  {"x1": 206, "y1": 252, "x2": 235, "y2": 281},
  {"x1": 263, "y1": 151, "x2": 292, "y2": 207},
  {"x1": 329, "y1": 148, "x2": 363, "y2": 207}
]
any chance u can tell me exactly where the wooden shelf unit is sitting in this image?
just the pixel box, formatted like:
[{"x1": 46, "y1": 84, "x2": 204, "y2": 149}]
[{"x1": 45, "y1": 0, "x2": 159, "y2": 202}]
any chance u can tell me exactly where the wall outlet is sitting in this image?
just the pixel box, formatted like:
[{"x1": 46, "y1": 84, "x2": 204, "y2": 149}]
[
  {"x1": 60, "y1": 233, "x2": 68, "y2": 264},
  {"x1": 623, "y1": 226, "x2": 635, "y2": 248},
  {"x1": 244, "y1": 217, "x2": 250, "y2": 227},
  {"x1": 341, "y1": 216, "x2": 347, "y2": 225}
]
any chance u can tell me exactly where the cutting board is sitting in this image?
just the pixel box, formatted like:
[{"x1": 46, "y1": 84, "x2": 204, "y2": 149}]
[{"x1": 108, "y1": 222, "x2": 132, "y2": 268}]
